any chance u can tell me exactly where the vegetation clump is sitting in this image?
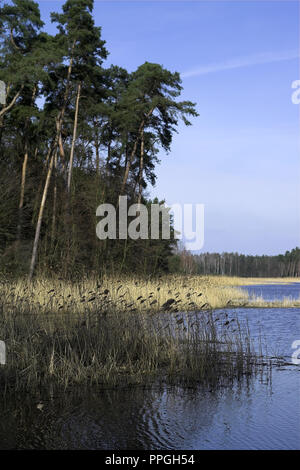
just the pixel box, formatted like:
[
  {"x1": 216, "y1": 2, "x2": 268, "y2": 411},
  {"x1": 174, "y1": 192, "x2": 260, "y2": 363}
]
[{"x1": 0, "y1": 275, "x2": 274, "y2": 392}]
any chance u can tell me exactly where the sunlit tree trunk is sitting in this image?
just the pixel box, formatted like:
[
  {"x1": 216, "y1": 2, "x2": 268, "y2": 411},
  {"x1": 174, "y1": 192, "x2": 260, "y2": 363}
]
[
  {"x1": 67, "y1": 81, "x2": 81, "y2": 194},
  {"x1": 32, "y1": 140, "x2": 55, "y2": 225},
  {"x1": 29, "y1": 147, "x2": 56, "y2": 280},
  {"x1": 16, "y1": 142, "x2": 28, "y2": 243},
  {"x1": 51, "y1": 149, "x2": 58, "y2": 247},
  {"x1": 58, "y1": 133, "x2": 66, "y2": 175}
]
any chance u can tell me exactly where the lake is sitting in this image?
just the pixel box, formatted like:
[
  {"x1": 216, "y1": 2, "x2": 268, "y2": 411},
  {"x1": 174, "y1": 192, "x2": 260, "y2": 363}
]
[
  {"x1": 0, "y1": 283, "x2": 299, "y2": 450},
  {"x1": 241, "y1": 282, "x2": 300, "y2": 302}
]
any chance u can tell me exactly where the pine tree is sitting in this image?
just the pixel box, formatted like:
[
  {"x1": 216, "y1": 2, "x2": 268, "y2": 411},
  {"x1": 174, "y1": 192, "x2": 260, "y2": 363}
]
[{"x1": 117, "y1": 62, "x2": 198, "y2": 200}]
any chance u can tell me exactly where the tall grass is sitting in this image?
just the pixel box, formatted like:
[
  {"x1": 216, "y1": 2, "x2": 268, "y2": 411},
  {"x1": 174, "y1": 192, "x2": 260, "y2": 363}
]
[
  {"x1": 0, "y1": 274, "x2": 298, "y2": 317},
  {"x1": 0, "y1": 275, "x2": 250, "y2": 317},
  {"x1": 0, "y1": 276, "x2": 264, "y2": 392}
]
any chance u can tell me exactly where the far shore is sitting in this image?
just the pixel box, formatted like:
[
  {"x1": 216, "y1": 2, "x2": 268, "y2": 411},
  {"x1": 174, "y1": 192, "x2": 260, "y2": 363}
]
[{"x1": 218, "y1": 276, "x2": 300, "y2": 286}]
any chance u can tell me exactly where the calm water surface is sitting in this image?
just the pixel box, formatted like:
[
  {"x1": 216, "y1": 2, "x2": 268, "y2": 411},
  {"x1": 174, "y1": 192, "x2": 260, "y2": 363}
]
[
  {"x1": 0, "y1": 284, "x2": 299, "y2": 450},
  {"x1": 241, "y1": 282, "x2": 300, "y2": 302}
]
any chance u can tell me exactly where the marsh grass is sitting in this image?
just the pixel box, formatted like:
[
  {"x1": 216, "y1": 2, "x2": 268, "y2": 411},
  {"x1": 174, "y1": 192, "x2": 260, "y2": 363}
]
[
  {"x1": 0, "y1": 274, "x2": 298, "y2": 317},
  {"x1": 0, "y1": 308, "x2": 260, "y2": 392},
  {"x1": 0, "y1": 275, "x2": 268, "y2": 392},
  {"x1": 0, "y1": 274, "x2": 248, "y2": 315}
]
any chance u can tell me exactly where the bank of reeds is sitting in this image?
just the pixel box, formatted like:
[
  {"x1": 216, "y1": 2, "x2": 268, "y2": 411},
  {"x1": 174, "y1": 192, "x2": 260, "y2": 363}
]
[
  {"x1": 0, "y1": 276, "x2": 264, "y2": 391},
  {"x1": 0, "y1": 275, "x2": 298, "y2": 316}
]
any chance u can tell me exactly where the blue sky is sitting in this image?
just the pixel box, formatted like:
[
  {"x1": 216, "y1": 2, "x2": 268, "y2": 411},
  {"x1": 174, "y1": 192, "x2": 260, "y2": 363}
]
[{"x1": 38, "y1": 0, "x2": 300, "y2": 255}]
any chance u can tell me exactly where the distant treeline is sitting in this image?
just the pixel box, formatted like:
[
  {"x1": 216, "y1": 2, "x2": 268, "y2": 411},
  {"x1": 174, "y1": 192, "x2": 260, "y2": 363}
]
[{"x1": 178, "y1": 247, "x2": 300, "y2": 277}]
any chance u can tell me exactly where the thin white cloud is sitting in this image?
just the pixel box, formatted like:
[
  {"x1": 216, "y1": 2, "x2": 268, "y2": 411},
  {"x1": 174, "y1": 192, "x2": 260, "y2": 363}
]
[{"x1": 182, "y1": 50, "x2": 299, "y2": 78}]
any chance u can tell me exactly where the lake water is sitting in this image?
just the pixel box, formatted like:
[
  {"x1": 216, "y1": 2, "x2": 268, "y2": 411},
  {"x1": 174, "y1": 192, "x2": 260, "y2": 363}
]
[
  {"x1": 0, "y1": 284, "x2": 299, "y2": 450},
  {"x1": 241, "y1": 282, "x2": 300, "y2": 302}
]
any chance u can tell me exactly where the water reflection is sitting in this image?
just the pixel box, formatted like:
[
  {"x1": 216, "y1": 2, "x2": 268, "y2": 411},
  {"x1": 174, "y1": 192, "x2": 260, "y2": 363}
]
[{"x1": 0, "y1": 366, "x2": 299, "y2": 450}]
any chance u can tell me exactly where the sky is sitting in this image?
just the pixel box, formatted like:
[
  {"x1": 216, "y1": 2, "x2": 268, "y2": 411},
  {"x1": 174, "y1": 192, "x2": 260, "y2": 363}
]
[{"x1": 37, "y1": 0, "x2": 300, "y2": 255}]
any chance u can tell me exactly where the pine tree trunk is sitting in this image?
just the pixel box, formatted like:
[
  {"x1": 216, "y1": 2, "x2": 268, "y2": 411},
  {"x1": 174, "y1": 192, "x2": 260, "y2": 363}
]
[
  {"x1": 58, "y1": 133, "x2": 66, "y2": 176},
  {"x1": 120, "y1": 134, "x2": 140, "y2": 196},
  {"x1": 28, "y1": 149, "x2": 55, "y2": 280},
  {"x1": 63, "y1": 81, "x2": 81, "y2": 274},
  {"x1": 32, "y1": 140, "x2": 55, "y2": 225},
  {"x1": 95, "y1": 133, "x2": 100, "y2": 175},
  {"x1": 51, "y1": 149, "x2": 58, "y2": 247},
  {"x1": 55, "y1": 39, "x2": 76, "y2": 181},
  {"x1": 119, "y1": 107, "x2": 154, "y2": 198},
  {"x1": 17, "y1": 85, "x2": 37, "y2": 242},
  {"x1": 67, "y1": 81, "x2": 81, "y2": 194},
  {"x1": 16, "y1": 142, "x2": 28, "y2": 242},
  {"x1": 137, "y1": 127, "x2": 144, "y2": 205},
  {"x1": 106, "y1": 140, "x2": 111, "y2": 174}
]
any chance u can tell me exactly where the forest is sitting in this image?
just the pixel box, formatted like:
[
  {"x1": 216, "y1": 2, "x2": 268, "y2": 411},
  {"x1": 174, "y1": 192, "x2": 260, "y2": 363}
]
[
  {"x1": 0, "y1": 0, "x2": 198, "y2": 279},
  {"x1": 0, "y1": 0, "x2": 298, "y2": 281},
  {"x1": 179, "y1": 247, "x2": 300, "y2": 277}
]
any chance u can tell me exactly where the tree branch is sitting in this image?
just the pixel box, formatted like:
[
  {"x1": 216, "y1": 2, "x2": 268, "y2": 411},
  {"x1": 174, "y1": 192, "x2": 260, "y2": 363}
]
[{"x1": 0, "y1": 84, "x2": 24, "y2": 118}]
